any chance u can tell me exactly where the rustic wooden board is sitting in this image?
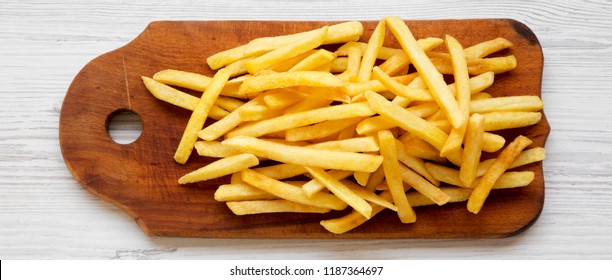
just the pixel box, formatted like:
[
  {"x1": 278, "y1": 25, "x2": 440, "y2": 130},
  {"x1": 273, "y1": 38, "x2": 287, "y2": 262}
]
[{"x1": 59, "y1": 19, "x2": 548, "y2": 238}]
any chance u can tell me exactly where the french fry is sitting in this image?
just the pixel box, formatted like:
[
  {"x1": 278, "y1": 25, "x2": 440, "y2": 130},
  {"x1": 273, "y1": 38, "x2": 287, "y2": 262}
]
[
  {"x1": 302, "y1": 170, "x2": 353, "y2": 197},
  {"x1": 399, "y1": 164, "x2": 449, "y2": 206},
  {"x1": 262, "y1": 89, "x2": 306, "y2": 110},
  {"x1": 335, "y1": 42, "x2": 402, "y2": 60},
  {"x1": 431, "y1": 55, "x2": 518, "y2": 75},
  {"x1": 470, "y1": 96, "x2": 544, "y2": 114},
  {"x1": 399, "y1": 136, "x2": 447, "y2": 164},
  {"x1": 460, "y1": 114, "x2": 485, "y2": 188},
  {"x1": 353, "y1": 171, "x2": 370, "y2": 187},
  {"x1": 467, "y1": 135, "x2": 533, "y2": 214},
  {"x1": 241, "y1": 169, "x2": 347, "y2": 210},
  {"x1": 244, "y1": 27, "x2": 328, "y2": 74},
  {"x1": 321, "y1": 187, "x2": 473, "y2": 234},
  {"x1": 378, "y1": 37, "x2": 444, "y2": 76},
  {"x1": 244, "y1": 21, "x2": 363, "y2": 57},
  {"x1": 289, "y1": 49, "x2": 336, "y2": 72},
  {"x1": 371, "y1": 67, "x2": 434, "y2": 101},
  {"x1": 357, "y1": 20, "x2": 385, "y2": 82},
  {"x1": 306, "y1": 137, "x2": 379, "y2": 153},
  {"x1": 395, "y1": 139, "x2": 439, "y2": 186},
  {"x1": 253, "y1": 163, "x2": 307, "y2": 180},
  {"x1": 355, "y1": 102, "x2": 439, "y2": 135},
  {"x1": 141, "y1": 76, "x2": 229, "y2": 120},
  {"x1": 464, "y1": 37, "x2": 514, "y2": 59},
  {"x1": 283, "y1": 95, "x2": 333, "y2": 114},
  {"x1": 285, "y1": 117, "x2": 363, "y2": 142},
  {"x1": 306, "y1": 167, "x2": 372, "y2": 218},
  {"x1": 174, "y1": 68, "x2": 232, "y2": 164},
  {"x1": 226, "y1": 102, "x2": 375, "y2": 138},
  {"x1": 198, "y1": 94, "x2": 268, "y2": 141},
  {"x1": 341, "y1": 180, "x2": 398, "y2": 211},
  {"x1": 482, "y1": 111, "x2": 542, "y2": 131},
  {"x1": 338, "y1": 46, "x2": 361, "y2": 82},
  {"x1": 194, "y1": 140, "x2": 242, "y2": 158},
  {"x1": 378, "y1": 130, "x2": 417, "y2": 223},
  {"x1": 238, "y1": 105, "x2": 283, "y2": 121},
  {"x1": 178, "y1": 153, "x2": 259, "y2": 184},
  {"x1": 207, "y1": 45, "x2": 249, "y2": 71},
  {"x1": 385, "y1": 16, "x2": 463, "y2": 129},
  {"x1": 227, "y1": 200, "x2": 331, "y2": 215},
  {"x1": 477, "y1": 147, "x2": 546, "y2": 177},
  {"x1": 215, "y1": 96, "x2": 246, "y2": 112},
  {"x1": 366, "y1": 91, "x2": 448, "y2": 151},
  {"x1": 471, "y1": 92, "x2": 492, "y2": 100},
  {"x1": 239, "y1": 71, "x2": 343, "y2": 95},
  {"x1": 482, "y1": 132, "x2": 506, "y2": 153},
  {"x1": 440, "y1": 35, "x2": 471, "y2": 157},
  {"x1": 223, "y1": 136, "x2": 383, "y2": 172},
  {"x1": 214, "y1": 183, "x2": 277, "y2": 201},
  {"x1": 341, "y1": 73, "x2": 418, "y2": 97}
]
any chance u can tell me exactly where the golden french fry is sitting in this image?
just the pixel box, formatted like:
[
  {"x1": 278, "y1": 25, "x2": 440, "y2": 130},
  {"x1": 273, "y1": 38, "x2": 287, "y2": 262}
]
[
  {"x1": 395, "y1": 139, "x2": 439, "y2": 186},
  {"x1": 471, "y1": 92, "x2": 492, "y2": 100},
  {"x1": 207, "y1": 45, "x2": 249, "y2": 71},
  {"x1": 239, "y1": 71, "x2": 343, "y2": 95},
  {"x1": 353, "y1": 171, "x2": 370, "y2": 186},
  {"x1": 398, "y1": 135, "x2": 447, "y2": 164},
  {"x1": 215, "y1": 96, "x2": 246, "y2": 112},
  {"x1": 477, "y1": 147, "x2": 546, "y2": 177},
  {"x1": 440, "y1": 35, "x2": 471, "y2": 157},
  {"x1": 214, "y1": 183, "x2": 277, "y2": 201},
  {"x1": 482, "y1": 132, "x2": 506, "y2": 153},
  {"x1": 357, "y1": 19, "x2": 385, "y2": 82},
  {"x1": 283, "y1": 95, "x2": 333, "y2": 115},
  {"x1": 467, "y1": 135, "x2": 533, "y2": 213},
  {"x1": 238, "y1": 105, "x2": 283, "y2": 121},
  {"x1": 320, "y1": 187, "x2": 473, "y2": 234},
  {"x1": 289, "y1": 49, "x2": 336, "y2": 72},
  {"x1": 371, "y1": 67, "x2": 434, "y2": 101},
  {"x1": 341, "y1": 179, "x2": 398, "y2": 211},
  {"x1": 431, "y1": 55, "x2": 518, "y2": 75},
  {"x1": 227, "y1": 200, "x2": 331, "y2": 215},
  {"x1": 464, "y1": 37, "x2": 514, "y2": 59},
  {"x1": 399, "y1": 164, "x2": 449, "y2": 206},
  {"x1": 174, "y1": 68, "x2": 232, "y2": 164},
  {"x1": 385, "y1": 16, "x2": 463, "y2": 129},
  {"x1": 253, "y1": 163, "x2": 307, "y2": 180},
  {"x1": 141, "y1": 76, "x2": 229, "y2": 120},
  {"x1": 241, "y1": 169, "x2": 347, "y2": 210},
  {"x1": 378, "y1": 37, "x2": 444, "y2": 76},
  {"x1": 178, "y1": 153, "x2": 259, "y2": 184},
  {"x1": 223, "y1": 136, "x2": 383, "y2": 172},
  {"x1": 262, "y1": 88, "x2": 306, "y2": 110},
  {"x1": 341, "y1": 46, "x2": 361, "y2": 82},
  {"x1": 366, "y1": 91, "x2": 448, "y2": 151},
  {"x1": 306, "y1": 167, "x2": 372, "y2": 218},
  {"x1": 470, "y1": 96, "x2": 544, "y2": 114},
  {"x1": 285, "y1": 117, "x2": 363, "y2": 142},
  {"x1": 244, "y1": 21, "x2": 363, "y2": 57},
  {"x1": 460, "y1": 114, "x2": 485, "y2": 188},
  {"x1": 335, "y1": 42, "x2": 402, "y2": 60},
  {"x1": 245, "y1": 27, "x2": 328, "y2": 74},
  {"x1": 342, "y1": 73, "x2": 418, "y2": 97},
  {"x1": 198, "y1": 94, "x2": 268, "y2": 141},
  {"x1": 194, "y1": 140, "x2": 242, "y2": 158},
  {"x1": 302, "y1": 170, "x2": 352, "y2": 197},
  {"x1": 227, "y1": 102, "x2": 374, "y2": 138},
  {"x1": 355, "y1": 102, "x2": 439, "y2": 136},
  {"x1": 153, "y1": 69, "x2": 212, "y2": 91},
  {"x1": 306, "y1": 136, "x2": 379, "y2": 153},
  {"x1": 482, "y1": 111, "x2": 542, "y2": 131},
  {"x1": 378, "y1": 130, "x2": 417, "y2": 223}
]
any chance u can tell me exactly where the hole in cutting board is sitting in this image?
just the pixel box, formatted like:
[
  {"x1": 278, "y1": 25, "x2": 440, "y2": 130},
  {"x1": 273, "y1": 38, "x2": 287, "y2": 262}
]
[{"x1": 106, "y1": 109, "x2": 143, "y2": 144}]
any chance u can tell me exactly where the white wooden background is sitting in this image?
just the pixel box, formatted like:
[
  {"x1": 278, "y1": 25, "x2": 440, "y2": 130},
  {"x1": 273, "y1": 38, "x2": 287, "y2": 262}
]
[{"x1": 1, "y1": 0, "x2": 611, "y2": 259}]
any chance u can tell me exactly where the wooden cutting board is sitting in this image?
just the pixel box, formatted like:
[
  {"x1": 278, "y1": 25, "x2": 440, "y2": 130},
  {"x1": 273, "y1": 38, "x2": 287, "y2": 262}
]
[{"x1": 59, "y1": 19, "x2": 549, "y2": 238}]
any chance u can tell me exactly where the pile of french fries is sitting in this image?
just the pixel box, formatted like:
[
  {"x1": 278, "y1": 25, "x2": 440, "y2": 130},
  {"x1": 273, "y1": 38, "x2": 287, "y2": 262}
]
[{"x1": 141, "y1": 17, "x2": 545, "y2": 234}]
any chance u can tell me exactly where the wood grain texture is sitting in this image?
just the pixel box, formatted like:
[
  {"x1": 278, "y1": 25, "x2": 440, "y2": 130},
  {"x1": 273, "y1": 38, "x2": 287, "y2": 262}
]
[
  {"x1": 59, "y1": 19, "x2": 547, "y2": 238},
  {"x1": 1, "y1": 0, "x2": 611, "y2": 258}
]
